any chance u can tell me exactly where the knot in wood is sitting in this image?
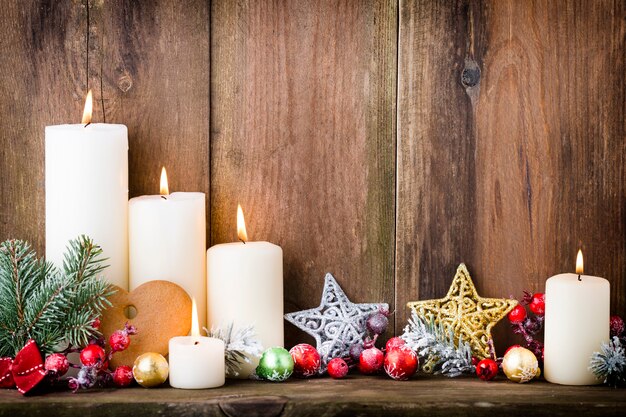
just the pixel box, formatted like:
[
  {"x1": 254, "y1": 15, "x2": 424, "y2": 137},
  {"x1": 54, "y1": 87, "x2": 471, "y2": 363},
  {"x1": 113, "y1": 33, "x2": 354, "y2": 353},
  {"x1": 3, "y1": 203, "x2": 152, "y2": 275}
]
[
  {"x1": 117, "y1": 74, "x2": 133, "y2": 93},
  {"x1": 461, "y1": 66, "x2": 480, "y2": 88}
]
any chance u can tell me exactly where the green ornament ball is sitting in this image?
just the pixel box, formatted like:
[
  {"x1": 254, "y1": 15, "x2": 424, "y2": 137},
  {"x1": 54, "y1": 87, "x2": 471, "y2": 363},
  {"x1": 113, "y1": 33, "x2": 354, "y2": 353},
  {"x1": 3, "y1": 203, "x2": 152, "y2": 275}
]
[{"x1": 256, "y1": 347, "x2": 294, "y2": 382}]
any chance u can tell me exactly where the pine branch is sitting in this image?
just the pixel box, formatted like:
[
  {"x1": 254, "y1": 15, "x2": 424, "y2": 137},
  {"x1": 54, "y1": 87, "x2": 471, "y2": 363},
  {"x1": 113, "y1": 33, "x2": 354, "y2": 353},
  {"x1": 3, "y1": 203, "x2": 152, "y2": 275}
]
[
  {"x1": 590, "y1": 336, "x2": 626, "y2": 387},
  {"x1": 0, "y1": 236, "x2": 111, "y2": 357},
  {"x1": 402, "y1": 311, "x2": 475, "y2": 377},
  {"x1": 206, "y1": 323, "x2": 263, "y2": 377}
]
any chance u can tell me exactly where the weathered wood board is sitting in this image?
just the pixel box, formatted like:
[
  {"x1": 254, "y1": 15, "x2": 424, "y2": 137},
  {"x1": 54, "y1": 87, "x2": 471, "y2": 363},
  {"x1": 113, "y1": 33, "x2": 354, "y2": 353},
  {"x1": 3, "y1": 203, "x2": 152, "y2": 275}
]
[
  {"x1": 210, "y1": 0, "x2": 397, "y2": 345},
  {"x1": 1, "y1": 377, "x2": 625, "y2": 417},
  {"x1": 396, "y1": 0, "x2": 626, "y2": 351}
]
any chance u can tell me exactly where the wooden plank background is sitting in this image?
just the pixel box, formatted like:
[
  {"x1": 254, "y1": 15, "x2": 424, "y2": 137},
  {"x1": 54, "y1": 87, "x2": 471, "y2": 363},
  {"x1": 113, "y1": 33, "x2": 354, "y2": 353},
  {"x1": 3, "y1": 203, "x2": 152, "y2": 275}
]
[{"x1": 0, "y1": 0, "x2": 624, "y2": 351}]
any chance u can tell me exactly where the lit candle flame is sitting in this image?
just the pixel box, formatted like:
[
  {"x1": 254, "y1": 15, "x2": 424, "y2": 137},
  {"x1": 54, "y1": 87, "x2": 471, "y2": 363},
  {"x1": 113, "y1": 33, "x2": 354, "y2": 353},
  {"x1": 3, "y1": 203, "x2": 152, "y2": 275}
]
[
  {"x1": 82, "y1": 90, "x2": 93, "y2": 125},
  {"x1": 237, "y1": 204, "x2": 248, "y2": 243},
  {"x1": 160, "y1": 167, "x2": 169, "y2": 196},
  {"x1": 576, "y1": 249, "x2": 584, "y2": 275},
  {"x1": 191, "y1": 298, "x2": 200, "y2": 338}
]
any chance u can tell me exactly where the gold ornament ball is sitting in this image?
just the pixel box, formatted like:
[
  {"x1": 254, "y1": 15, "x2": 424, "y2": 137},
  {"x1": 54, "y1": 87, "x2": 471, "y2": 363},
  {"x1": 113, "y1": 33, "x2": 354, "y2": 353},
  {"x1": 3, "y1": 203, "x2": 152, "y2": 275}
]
[
  {"x1": 502, "y1": 346, "x2": 540, "y2": 383},
  {"x1": 132, "y1": 352, "x2": 169, "y2": 388}
]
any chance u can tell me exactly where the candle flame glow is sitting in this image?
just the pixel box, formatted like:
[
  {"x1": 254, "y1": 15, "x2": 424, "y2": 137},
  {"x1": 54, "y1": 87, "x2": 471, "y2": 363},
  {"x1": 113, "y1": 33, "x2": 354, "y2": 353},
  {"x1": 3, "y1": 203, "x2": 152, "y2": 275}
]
[
  {"x1": 237, "y1": 204, "x2": 248, "y2": 243},
  {"x1": 576, "y1": 249, "x2": 584, "y2": 275},
  {"x1": 82, "y1": 90, "x2": 93, "y2": 125},
  {"x1": 160, "y1": 167, "x2": 169, "y2": 196},
  {"x1": 191, "y1": 298, "x2": 200, "y2": 338}
]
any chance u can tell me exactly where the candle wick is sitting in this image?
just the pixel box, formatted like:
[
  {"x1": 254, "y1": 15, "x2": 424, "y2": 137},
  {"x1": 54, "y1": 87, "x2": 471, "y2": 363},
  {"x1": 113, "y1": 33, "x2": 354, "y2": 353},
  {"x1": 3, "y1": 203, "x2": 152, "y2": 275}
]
[
  {"x1": 240, "y1": 239, "x2": 246, "y2": 244},
  {"x1": 161, "y1": 195, "x2": 167, "y2": 200},
  {"x1": 577, "y1": 274, "x2": 582, "y2": 281},
  {"x1": 194, "y1": 341, "x2": 199, "y2": 345},
  {"x1": 83, "y1": 122, "x2": 91, "y2": 128}
]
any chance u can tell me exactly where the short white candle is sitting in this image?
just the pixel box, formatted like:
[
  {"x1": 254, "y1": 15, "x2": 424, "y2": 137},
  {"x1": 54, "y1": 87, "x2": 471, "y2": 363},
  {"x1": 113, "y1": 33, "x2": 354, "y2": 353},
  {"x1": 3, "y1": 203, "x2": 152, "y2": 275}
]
[
  {"x1": 169, "y1": 299, "x2": 225, "y2": 389},
  {"x1": 544, "y1": 250, "x2": 610, "y2": 385},
  {"x1": 207, "y1": 205, "x2": 283, "y2": 378},
  {"x1": 45, "y1": 91, "x2": 128, "y2": 289},
  {"x1": 129, "y1": 168, "x2": 207, "y2": 328}
]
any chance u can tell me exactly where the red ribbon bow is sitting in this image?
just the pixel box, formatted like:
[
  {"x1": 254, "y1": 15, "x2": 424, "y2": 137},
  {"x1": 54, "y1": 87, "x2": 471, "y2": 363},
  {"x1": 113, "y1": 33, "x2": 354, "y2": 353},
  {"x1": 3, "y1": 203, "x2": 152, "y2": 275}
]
[{"x1": 0, "y1": 339, "x2": 46, "y2": 394}]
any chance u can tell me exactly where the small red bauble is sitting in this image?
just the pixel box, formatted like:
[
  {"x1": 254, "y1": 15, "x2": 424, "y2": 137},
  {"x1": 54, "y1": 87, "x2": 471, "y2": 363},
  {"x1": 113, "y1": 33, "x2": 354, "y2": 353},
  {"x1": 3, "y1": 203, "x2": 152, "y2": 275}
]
[
  {"x1": 385, "y1": 337, "x2": 406, "y2": 352},
  {"x1": 507, "y1": 305, "x2": 527, "y2": 324},
  {"x1": 289, "y1": 344, "x2": 321, "y2": 377},
  {"x1": 383, "y1": 346, "x2": 418, "y2": 381},
  {"x1": 528, "y1": 293, "x2": 545, "y2": 315},
  {"x1": 475, "y1": 358, "x2": 498, "y2": 381},
  {"x1": 327, "y1": 358, "x2": 349, "y2": 379},
  {"x1": 80, "y1": 344, "x2": 106, "y2": 367},
  {"x1": 44, "y1": 353, "x2": 69, "y2": 377},
  {"x1": 359, "y1": 347, "x2": 384, "y2": 374},
  {"x1": 610, "y1": 315, "x2": 625, "y2": 337},
  {"x1": 113, "y1": 365, "x2": 133, "y2": 387},
  {"x1": 109, "y1": 330, "x2": 131, "y2": 352}
]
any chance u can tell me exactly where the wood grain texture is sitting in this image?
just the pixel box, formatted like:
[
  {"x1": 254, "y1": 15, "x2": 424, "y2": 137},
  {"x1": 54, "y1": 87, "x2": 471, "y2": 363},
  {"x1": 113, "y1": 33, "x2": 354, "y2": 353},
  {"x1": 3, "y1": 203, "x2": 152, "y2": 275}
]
[
  {"x1": 92, "y1": 0, "x2": 210, "y2": 204},
  {"x1": 0, "y1": 0, "x2": 89, "y2": 253},
  {"x1": 1, "y1": 377, "x2": 626, "y2": 417},
  {"x1": 211, "y1": 0, "x2": 397, "y2": 345},
  {"x1": 397, "y1": 0, "x2": 625, "y2": 351}
]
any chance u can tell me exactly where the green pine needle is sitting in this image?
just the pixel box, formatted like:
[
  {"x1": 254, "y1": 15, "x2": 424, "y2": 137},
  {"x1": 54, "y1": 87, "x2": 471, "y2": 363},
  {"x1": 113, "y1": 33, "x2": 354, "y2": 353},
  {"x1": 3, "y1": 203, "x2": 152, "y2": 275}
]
[{"x1": 0, "y1": 236, "x2": 113, "y2": 357}]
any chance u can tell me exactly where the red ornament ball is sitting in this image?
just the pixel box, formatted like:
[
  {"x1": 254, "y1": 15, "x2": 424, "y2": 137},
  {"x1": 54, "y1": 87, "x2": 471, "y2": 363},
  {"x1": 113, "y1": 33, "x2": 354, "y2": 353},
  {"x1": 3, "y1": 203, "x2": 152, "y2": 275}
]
[
  {"x1": 80, "y1": 344, "x2": 106, "y2": 367},
  {"x1": 383, "y1": 345, "x2": 418, "y2": 381},
  {"x1": 359, "y1": 347, "x2": 384, "y2": 374},
  {"x1": 289, "y1": 344, "x2": 321, "y2": 377},
  {"x1": 109, "y1": 330, "x2": 131, "y2": 352},
  {"x1": 610, "y1": 315, "x2": 625, "y2": 337},
  {"x1": 508, "y1": 305, "x2": 527, "y2": 324},
  {"x1": 327, "y1": 358, "x2": 349, "y2": 379},
  {"x1": 385, "y1": 337, "x2": 406, "y2": 352},
  {"x1": 44, "y1": 353, "x2": 69, "y2": 377},
  {"x1": 529, "y1": 293, "x2": 545, "y2": 315},
  {"x1": 475, "y1": 358, "x2": 498, "y2": 381},
  {"x1": 113, "y1": 365, "x2": 134, "y2": 387}
]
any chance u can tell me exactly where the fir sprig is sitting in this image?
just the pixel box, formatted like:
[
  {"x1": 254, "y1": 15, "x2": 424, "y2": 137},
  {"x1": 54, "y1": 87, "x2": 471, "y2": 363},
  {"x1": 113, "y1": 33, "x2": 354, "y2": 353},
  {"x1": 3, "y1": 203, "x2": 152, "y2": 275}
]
[
  {"x1": 590, "y1": 336, "x2": 626, "y2": 387},
  {"x1": 206, "y1": 323, "x2": 263, "y2": 377},
  {"x1": 0, "y1": 236, "x2": 113, "y2": 357},
  {"x1": 401, "y1": 311, "x2": 475, "y2": 377}
]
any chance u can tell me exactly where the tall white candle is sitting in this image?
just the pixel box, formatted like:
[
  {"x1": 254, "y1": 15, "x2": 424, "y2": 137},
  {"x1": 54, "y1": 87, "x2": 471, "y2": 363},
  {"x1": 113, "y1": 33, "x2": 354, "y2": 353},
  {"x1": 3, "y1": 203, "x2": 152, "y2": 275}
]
[
  {"x1": 169, "y1": 299, "x2": 225, "y2": 389},
  {"x1": 544, "y1": 250, "x2": 610, "y2": 385},
  {"x1": 45, "y1": 91, "x2": 128, "y2": 289},
  {"x1": 207, "y1": 205, "x2": 283, "y2": 378},
  {"x1": 129, "y1": 168, "x2": 206, "y2": 328}
]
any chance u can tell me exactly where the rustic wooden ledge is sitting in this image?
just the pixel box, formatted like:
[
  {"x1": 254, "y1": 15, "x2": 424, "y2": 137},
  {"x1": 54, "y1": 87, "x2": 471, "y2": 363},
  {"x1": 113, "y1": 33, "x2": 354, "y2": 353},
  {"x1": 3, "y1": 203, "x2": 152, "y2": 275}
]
[{"x1": 1, "y1": 375, "x2": 625, "y2": 417}]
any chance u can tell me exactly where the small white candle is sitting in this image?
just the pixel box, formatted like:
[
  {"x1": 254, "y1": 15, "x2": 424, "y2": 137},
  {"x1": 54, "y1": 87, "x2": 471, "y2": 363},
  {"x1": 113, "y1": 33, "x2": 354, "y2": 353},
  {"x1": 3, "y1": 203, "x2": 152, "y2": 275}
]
[
  {"x1": 207, "y1": 205, "x2": 283, "y2": 378},
  {"x1": 128, "y1": 168, "x2": 207, "y2": 328},
  {"x1": 169, "y1": 299, "x2": 225, "y2": 389},
  {"x1": 46, "y1": 91, "x2": 128, "y2": 289},
  {"x1": 544, "y1": 250, "x2": 610, "y2": 385}
]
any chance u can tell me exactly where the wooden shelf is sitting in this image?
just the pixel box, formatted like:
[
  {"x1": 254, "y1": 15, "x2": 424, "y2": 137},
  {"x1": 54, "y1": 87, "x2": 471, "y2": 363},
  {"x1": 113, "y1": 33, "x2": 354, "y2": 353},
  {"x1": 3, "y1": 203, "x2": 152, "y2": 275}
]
[{"x1": 1, "y1": 375, "x2": 624, "y2": 417}]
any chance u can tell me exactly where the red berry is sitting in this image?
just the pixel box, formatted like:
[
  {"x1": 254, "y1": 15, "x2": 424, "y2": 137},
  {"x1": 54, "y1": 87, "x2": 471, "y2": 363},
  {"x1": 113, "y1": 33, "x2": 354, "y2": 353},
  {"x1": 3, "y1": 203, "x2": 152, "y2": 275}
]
[
  {"x1": 610, "y1": 315, "x2": 625, "y2": 337},
  {"x1": 80, "y1": 344, "x2": 106, "y2": 367},
  {"x1": 529, "y1": 293, "x2": 545, "y2": 315},
  {"x1": 289, "y1": 344, "x2": 321, "y2": 378},
  {"x1": 385, "y1": 337, "x2": 406, "y2": 352},
  {"x1": 359, "y1": 347, "x2": 384, "y2": 374},
  {"x1": 384, "y1": 345, "x2": 418, "y2": 380},
  {"x1": 109, "y1": 330, "x2": 131, "y2": 352},
  {"x1": 113, "y1": 366, "x2": 133, "y2": 387},
  {"x1": 92, "y1": 317, "x2": 101, "y2": 330},
  {"x1": 44, "y1": 353, "x2": 69, "y2": 377},
  {"x1": 475, "y1": 358, "x2": 498, "y2": 381},
  {"x1": 366, "y1": 312, "x2": 389, "y2": 335},
  {"x1": 327, "y1": 358, "x2": 349, "y2": 379},
  {"x1": 508, "y1": 305, "x2": 527, "y2": 324},
  {"x1": 471, "y1": 356, "x2": 479, "y2": 366}
]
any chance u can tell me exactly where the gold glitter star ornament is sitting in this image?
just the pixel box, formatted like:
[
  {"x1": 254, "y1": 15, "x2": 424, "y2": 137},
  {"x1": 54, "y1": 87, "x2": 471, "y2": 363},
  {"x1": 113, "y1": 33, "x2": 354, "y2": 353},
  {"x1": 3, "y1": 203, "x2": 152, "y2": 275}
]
[{"x1": 407, "y1": 263, "x2": 517, "y2": 359}]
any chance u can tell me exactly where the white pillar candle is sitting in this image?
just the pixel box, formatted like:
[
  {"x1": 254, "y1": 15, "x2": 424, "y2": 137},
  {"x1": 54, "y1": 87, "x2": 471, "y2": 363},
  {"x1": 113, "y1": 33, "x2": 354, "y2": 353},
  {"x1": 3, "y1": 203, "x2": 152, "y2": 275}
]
[
  {"x1": 45, "y1": 91, "x2": 128, "y2": 289},
  {"x1": 544, "y1": 250, "x2": 610, "y2": 385},
  {"x1": 169, "y1": 299, "x2": 225, "y2": 389},
  {"x1": 129, "y1": 168, "x2": 206, "y2": 328},
  {"x1": 207, "y1": 205, "x2": 283, "y2": 378}
]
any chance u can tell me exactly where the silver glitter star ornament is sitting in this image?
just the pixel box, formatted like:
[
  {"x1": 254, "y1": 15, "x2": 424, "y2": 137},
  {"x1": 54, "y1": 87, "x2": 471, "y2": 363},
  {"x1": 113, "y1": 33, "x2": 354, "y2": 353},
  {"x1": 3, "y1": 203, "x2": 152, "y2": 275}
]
[{"x1": 284, "y1": 273, "x2": 388, "y2": 373}]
